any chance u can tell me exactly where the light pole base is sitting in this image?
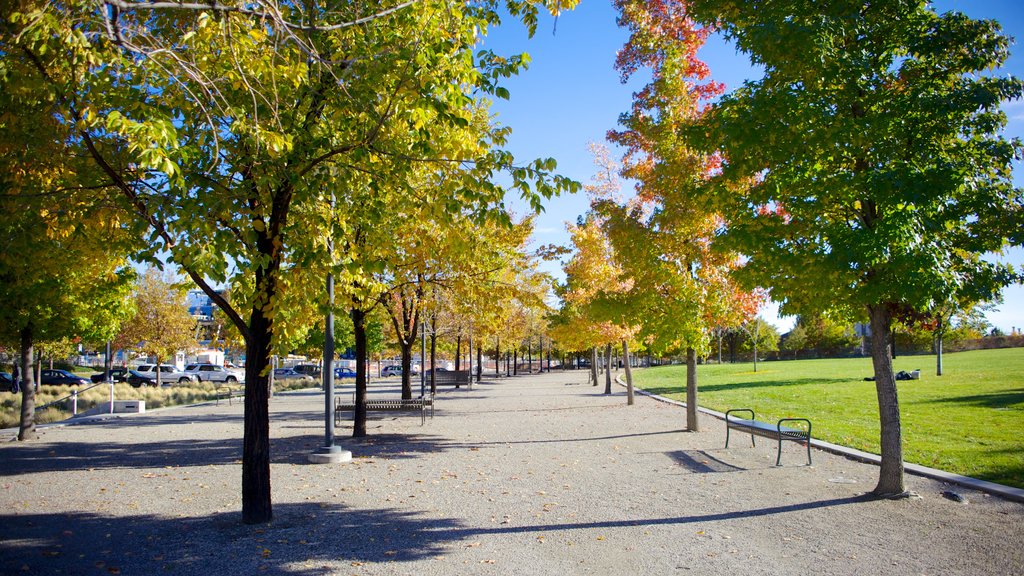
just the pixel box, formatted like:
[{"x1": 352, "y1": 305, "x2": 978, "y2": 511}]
[{"x1": 308, "y1": 445, "x2": 352, "y2": 464}]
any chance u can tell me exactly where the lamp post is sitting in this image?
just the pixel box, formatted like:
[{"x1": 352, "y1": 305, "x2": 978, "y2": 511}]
[
  {"x1": 310, "y1": 191, "x2": 351, "y2": 464},
  {"x1": 420, "y1": 320, "x2": 427, "y2": 398}
]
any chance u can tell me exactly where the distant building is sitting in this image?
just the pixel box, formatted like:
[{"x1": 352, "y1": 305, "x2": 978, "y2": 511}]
[{"x1": 186, "y1": 289, "x2": 221, "y2": 322}]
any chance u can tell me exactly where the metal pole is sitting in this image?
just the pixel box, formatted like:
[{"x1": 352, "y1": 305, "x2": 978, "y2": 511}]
[
  {"x1": 310, "y1": 191, "x2": 349, "y2": 463},
  {"x1": 104, "y1": 341, "x2": 112, "y2": 382},
  {"x1": 420, "y1": 320, "x2": 426, "y2": 398},
  {"x1": 322, "y1": 268, "x2": 336, "y2": 444}
]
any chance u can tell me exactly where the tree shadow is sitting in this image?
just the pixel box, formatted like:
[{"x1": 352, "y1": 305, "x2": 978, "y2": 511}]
[
  {"x1": 643, "y1": 377, "x2": 851, "y2": 397},
  {"x1": 0, "y1": 496, "x2": 871, "y2": 574},
  {"x1": 925, "y1": 389, "x2": 1024, "y2": 409},
  {"x1": 0, "y1": 426, "x2": 460, "y2": 474},
  {"x1": 443, "y1": 429, "x2": 681, "y2": 448}
]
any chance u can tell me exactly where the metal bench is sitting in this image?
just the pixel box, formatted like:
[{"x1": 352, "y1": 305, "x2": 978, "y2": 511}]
[
  {"x1": 215, "y1": 387, "x2": 245, "y2": 405},
  {"x1": 334, "y1": 396, "x2": 434, "y2": 426},
  {"x1": 725, "y1": 409, "x2": 812, "y2": 466},
  {"x1": 430, "y1": 370, "x2": 472, "y2": 389}
]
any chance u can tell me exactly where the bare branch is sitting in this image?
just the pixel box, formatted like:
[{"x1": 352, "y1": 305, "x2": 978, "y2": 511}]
[{"x1": 102, "y1": 0, "x2": 418, "y2": 32}]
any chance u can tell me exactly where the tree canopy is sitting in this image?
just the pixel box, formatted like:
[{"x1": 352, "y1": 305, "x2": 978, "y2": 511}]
[{"x1": 684, "y1": 0, "x2": 1024, "y2": 495}]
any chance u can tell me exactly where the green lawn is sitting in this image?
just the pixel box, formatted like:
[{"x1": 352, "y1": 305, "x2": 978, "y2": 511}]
[{"x1": 632, "y1": 347, "x2": 1024, "y2": 489}]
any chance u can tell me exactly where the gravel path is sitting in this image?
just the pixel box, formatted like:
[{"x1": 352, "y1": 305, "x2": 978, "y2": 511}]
[{"x1": 1, "y1": 369, "x2": 1022, "y2": 575}]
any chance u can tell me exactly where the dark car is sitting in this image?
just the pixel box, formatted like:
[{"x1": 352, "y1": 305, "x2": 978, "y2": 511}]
[
  {"x1": 334, "y1": 367, "x2": 357, "y2": 379},
  {"x1": 293, "y1": 364, "x2": 322, "y2": 378},
  {"x1": 40, "y1": 369, "x2": 90, "y2": 386},
  {"x1": 1, "y1": 372, "x2": 13, "y2": 392},
  {"x1": 91, "y1": 367, "x2": 129, "y2": 383},
  {"x1": 125, "y1": 369, "x2": 159, "y2": 388}
]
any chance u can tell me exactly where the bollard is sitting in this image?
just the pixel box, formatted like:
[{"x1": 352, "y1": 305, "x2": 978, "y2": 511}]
[
  {"x1": 109, "y1": 382, "x2": 114, "y2": 414},
  {"x1": 71, "y1": 390, "x2": 78, "y2": 416}
]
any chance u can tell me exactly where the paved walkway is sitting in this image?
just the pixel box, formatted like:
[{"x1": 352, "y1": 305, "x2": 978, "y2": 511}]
[{"x1": 1, "y1": 370, "x2": 1022, "y2": 575}]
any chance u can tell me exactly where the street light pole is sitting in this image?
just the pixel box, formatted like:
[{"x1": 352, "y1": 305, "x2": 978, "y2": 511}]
[
  {"x1": 420, "y1": 320, "x2": 426, "y2": 398},
  {"x1": 310, "y1": 191, "x2": 351, "y2": 464}
]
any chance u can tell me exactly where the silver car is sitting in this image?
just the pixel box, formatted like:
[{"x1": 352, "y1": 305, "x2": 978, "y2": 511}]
[{"x1": 273, "y1": 368, "x2": 314, "y2": 384}]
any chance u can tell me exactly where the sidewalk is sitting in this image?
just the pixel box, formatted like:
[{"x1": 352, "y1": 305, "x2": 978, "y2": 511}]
[{"x1": 1, "y1": 370, "x2": 1022, "y2": 575}]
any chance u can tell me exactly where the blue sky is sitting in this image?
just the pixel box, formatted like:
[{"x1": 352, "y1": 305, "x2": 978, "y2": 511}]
[{"x1": 485, "y1": 0, "x2": 1024, "y2": 334}]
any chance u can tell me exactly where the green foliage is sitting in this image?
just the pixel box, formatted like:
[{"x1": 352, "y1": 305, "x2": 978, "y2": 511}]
[
  {"x1": 738, "y1": 318, "x2": 780, "y2": 355},
  {"x1": 633, "y1": 348, "x2": 1024, "y2": 488},
  {"x1": 114, "y1": 268, "x2": 198, "y2": 370},
  {"x1": 686, "y1": 0, "x2": 1024, "y2": 319},
  {"x1": 797, "y1": 314, "x2": 862, "y2": 358}
]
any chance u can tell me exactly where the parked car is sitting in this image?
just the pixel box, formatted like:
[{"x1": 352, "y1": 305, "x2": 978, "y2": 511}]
[
  {"x1": 293, "y1": 364, "x2": 322, "y2": 378},
  {"x1": 125, "y1": 369, "x2": 158, "y2": 388},
  {"x1": 183, "y1": 363, "x2": 243, "y2": 383},
  {"x1": 1, "y1": 372, "x2": 13, "y2": 392},
  {"x1": 273, "y1": 368, "x2": 314, "y2": 383},
  {"x1": 134, "y1": 364, "x2": 197, "y2": 384},
  {"x1": 334, "y1": 367, "x2": 357, "y2": 379},
  {"x1": 381, "y1": 365, "x2": 419, "y2": 377},
  {"x1": 90, "y1": 367, "x2": 130, "y2": 383},
  {"x1": 40, "y1": 369, "x2": 90, "y2": 386}
]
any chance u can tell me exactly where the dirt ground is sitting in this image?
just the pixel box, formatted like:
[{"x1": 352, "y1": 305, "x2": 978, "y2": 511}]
[{"x1": 1, "y1": 369, "x2": 1021, "y2": 575}]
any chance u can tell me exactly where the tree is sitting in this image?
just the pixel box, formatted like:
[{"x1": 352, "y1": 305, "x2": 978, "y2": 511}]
[
  {"x1": 0, "y1": 29, "x2": 136, "y2": 439},
  {"x1": 601, "y1": 1, "x2": 763, "y2": 429},
  {"x1": 115, "y1": 268, "x2": 197, "y2": 386},
  {"x1": 686, "y1": 0, "x2": 1024, "y2": 496},
  {"x1": 8, "y1": 0, "x2": 580, "y2": 523},
  {"x1": 738, "y1": 318, "x2": 780, "y2": 369},
  {"x1": 781, "y1": 323, "x2": 808, "y2": 360}
]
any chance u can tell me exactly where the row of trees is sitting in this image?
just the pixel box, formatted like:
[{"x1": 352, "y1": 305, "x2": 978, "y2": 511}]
[
  {"x1": 1, "y1": 0, "x2": 582, "y2": 524},
  {"x1": 551, "y1": 0, "x2": 1023, "y2": 501}
]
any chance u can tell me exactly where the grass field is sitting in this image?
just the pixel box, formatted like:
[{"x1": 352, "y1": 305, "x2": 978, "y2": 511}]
[{"x1": 632, "y1": 347, "x2": 1024, "y2": 489}]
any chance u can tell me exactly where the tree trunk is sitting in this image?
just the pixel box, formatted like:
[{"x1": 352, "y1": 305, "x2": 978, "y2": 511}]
[
  {"x1": 622, "y1": 339, "x2": 634, "y2": 406},
  {"x1": 476, "y1": 342, "x2": 482, "y2": 383},
  {"x1": 935, "y1": 317, "x2": 944, "y2": 377},
  {"x1": 495, "y1": 337, "x2": 500, "y2": 376},
  {"x1": 241, "y1": 302, "x2": 274, "y2": 524},
  {"x1": 590, "y1": 347, "x2": 599, "y2": 386},
  {"x1": 18, "y1": 323, "x2": 36, "y2": 441},
  {"x1": 868, "y1": 303, "x2": 907, "y2": 497},
  {"x1": 400, "y1": 339, "x2": 414, "y2": 400},
  {"x1": 603, "y1": 343, "x2": 613, "y2": 394},
  {"x1": 455, "y1": 334, "x2": 462, "y2": 372},
  {"x1": 685, "y1": 347, "x2": 698, "y2": 432},
  {"x1": 351, "y1": 307, "x2": 368, "y2": 437}
]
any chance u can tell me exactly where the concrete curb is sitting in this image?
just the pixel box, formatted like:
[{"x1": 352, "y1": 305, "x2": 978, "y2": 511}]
[{"x1": 617, "y1": 374, "x2": 1024, "y2": 503}]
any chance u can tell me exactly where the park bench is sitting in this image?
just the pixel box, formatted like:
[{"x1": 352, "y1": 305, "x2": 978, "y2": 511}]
[
  {"x1": 725, "y1": 409, "x2": 812, "y2": 466},
  {"x1": 215, "y1": 386, "x2": 245, "y2": 405},
  {"x1": 334, "y1": 396, "x2": 434, "y2": 426},
  {"x1": 429, "y1": 370, "x2": 472, "y2": 389}
]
